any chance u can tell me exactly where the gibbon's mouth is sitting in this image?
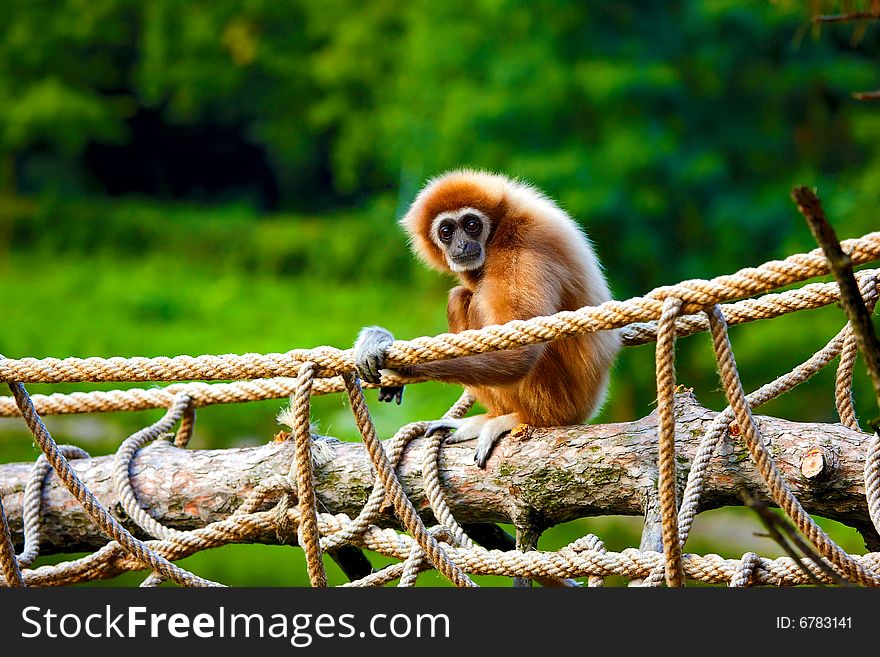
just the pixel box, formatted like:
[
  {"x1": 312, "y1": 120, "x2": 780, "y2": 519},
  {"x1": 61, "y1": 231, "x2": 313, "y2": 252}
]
[{"x1": 449, "y1": 253, "x2": 484, "y2": 271}]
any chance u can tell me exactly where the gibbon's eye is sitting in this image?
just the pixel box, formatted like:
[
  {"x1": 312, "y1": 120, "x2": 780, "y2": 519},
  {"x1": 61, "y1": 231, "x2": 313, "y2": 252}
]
[
  {"x1": 438, "y1": 222, "x2": 455, "y2": 242},
  {"x1": 462, "y1": 214, "x2": 483, "y2": 236}
]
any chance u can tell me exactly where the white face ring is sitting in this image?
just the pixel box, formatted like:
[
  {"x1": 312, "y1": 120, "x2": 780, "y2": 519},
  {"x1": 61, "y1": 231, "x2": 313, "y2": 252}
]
[{"x1": 431, "y1": 207, "x2": 491, "y2": 272}]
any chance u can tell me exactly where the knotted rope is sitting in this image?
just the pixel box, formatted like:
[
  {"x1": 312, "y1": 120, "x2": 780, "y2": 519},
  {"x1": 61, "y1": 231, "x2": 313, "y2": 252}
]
[
  {"x1": 655, "y1": 296, "x2": 685, "y2": 587},
  {"x1": 6, "y1": 379, "x2": 222, "y2": 587},
  {"x1": 707, "y1": 306, "x2": 880, "y2": 586},
  {"x1": 288, "y1": 362, "x2": 327, "y2": 587}
]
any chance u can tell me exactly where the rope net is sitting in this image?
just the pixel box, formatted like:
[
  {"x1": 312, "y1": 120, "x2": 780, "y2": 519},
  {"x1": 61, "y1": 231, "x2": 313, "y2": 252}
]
[{"x1": 0, "y1": 230, "x2": 879, "y2": 588}]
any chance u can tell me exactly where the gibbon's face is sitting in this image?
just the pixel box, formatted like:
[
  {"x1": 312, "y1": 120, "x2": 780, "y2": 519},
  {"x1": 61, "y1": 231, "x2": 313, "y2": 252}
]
[{"x1": 430, "y1": 207, "x2": 492, "y2": 272}]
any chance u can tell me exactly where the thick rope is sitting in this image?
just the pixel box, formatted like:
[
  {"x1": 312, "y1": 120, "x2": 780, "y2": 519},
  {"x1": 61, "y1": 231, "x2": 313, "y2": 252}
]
[
  {"x1": 9, "y1": 502, "x2": 880, "y2": 587},
  {"x1": 398, "y1": 527, "x2": 455, "y2": 588},
  {"x1": 288, "y1": 362, "x2": 327, "y2": 587},
  {"x1": 420, "y1": 391, "x2": 475, "y2": 550},
  {"x1": 2, "y1": 234, "x2": 878, "y2": 386},
  {"x1": 174, "y1": 399, "x2": 196, "y2": 447},
  {"x1": 622, "y1": 268, "x2": 879, "y2": 345},
  {"x1": 6, "y1": 380, "x2": 222, "y2": 587},
  {"x1": 341, "y1": 372, "x2": 476, "y2": 588},
  {"x1": 706, "y1": 305, "x2": 880, "y2": 586},
  {"x1": 398, "y1": 541, "x2": 427, "y2": 587},
  {"x1": 834, "y1": 273, "x2": 880, "y2": 429},
  {"x1": 867, "y1": 435, "x2": 880, "y2": 535},
  {"x1": 0, "y1": 377, "x2": 356, "y2": 417},
  {"x1": 655, "y1": 296, "x2": 685, "y2": 587},
  {"x1": 580, "y1": 534, "x2": 606, "y2": 587},
  {"x1": 836, "y1": 333, "x2": 860, "y2": 429},
  {"x1": 0, "y1": 493, "x2": 24, "y2": 587},
  {"x1": 19, "y1": 445, "x2": 90, "y2": 567},
  {"x1": 421, "y1": 433, "x2": 473, "y2": 549},
  {"x1": 113, "y1": 394, "x2": 193, "y2": 540},
  {"x1": 729, "y1": 552, "x2": 761, "y2": 587},
  {"x1": 640, "y1": 274, "x2": 880, "y2": 587},
  {"x1": 1, "y1": 269, "x2": 878, "y2": 420}
]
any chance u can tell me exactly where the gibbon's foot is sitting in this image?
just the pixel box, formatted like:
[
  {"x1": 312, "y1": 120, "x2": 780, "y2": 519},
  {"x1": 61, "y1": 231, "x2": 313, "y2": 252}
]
[
  {"x1": 425, "y1": 414, "x2": 517, "y2": 468},
  {"x1": 424, "y1": 415, "x2": 487, "y2": 443},
  {"x1": 473, "y1": 414, "x2": 520, "y2": 469},
  {"x1": 377, "y1": 386, "x2": 404, "y2": 404}
]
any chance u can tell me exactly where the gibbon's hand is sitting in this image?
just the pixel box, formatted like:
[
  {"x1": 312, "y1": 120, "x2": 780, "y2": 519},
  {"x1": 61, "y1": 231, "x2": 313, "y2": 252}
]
[
  {"x1": 377, "y1": 385, "x2": 404, "y2": 405},
  {"x1": 354, "y1": 325, "x2": 405, "y2": 404}
]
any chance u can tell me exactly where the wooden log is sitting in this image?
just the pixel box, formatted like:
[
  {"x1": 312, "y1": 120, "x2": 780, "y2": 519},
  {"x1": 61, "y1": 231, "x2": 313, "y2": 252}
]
[{"x1": 0, "y1": 392, "x2": 875, "y2": 554}]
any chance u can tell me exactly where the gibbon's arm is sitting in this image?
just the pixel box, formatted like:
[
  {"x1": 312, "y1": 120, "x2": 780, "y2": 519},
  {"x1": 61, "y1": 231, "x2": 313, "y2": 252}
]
[
  {"x1": 398, "y1": 345, "x2": 543, "y2": 386},
  {"x1": 399, "y1": 271, "x2": 559, "y2": 385}
]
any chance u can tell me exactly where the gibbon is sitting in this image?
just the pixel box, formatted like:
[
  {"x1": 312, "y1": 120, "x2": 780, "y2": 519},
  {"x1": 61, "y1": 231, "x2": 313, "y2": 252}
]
[{"x1": 355, "y1": 169, "x2": 620, "y2": 467}]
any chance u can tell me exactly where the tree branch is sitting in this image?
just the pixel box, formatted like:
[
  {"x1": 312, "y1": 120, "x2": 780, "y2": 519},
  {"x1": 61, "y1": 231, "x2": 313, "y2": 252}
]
[
  {"x1": 813, "y1": 11, "x2": 880, "y2": 23},
  {"x1": 852, "y1": 90, "x2": 880, "y2": 101},
  {"x1": 0, "y1": 393, "x2": 876, "y2": 555},
  {"x1": 792, "y1": 185, "x2": 880, "y2": 409}
]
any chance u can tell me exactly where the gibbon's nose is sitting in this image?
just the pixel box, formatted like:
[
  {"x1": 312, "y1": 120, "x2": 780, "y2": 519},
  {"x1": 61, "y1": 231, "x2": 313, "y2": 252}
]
[{"x1": 457, "y1": 241, "x2": 481, "y2": 259}]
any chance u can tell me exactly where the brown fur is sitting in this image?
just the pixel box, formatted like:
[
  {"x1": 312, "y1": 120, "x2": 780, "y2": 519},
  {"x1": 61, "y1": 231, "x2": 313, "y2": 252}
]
[{"x1": 399, "y1": 170, "x2": 620, "y2": 427}]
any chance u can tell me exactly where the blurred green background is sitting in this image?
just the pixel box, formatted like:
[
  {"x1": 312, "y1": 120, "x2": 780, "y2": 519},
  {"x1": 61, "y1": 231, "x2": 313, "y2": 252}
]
[{"x1": 1, "y1": 0, "x2": 879, "y2": 586}]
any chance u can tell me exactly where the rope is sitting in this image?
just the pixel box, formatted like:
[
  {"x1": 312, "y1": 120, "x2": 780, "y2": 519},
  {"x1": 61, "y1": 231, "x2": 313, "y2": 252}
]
[
  {"x1": 655, "y1": 296, "x2": 685, "y2": 586},
  {"x1": 867, "y1": 435, "x2": 880, "y2": 535},
  {"x1": 730, "y1": 552, "x2": 761, "y2": 587},
  {"x1": 113, "y1": 395, "x2": 192, "y2": 540},
  {"x1": 288, "y1": 362, "x2": 327, "y2": 587},
  {"x1": 9, "y1": 502, "x2": 880, "y2": 587},
  {"x1": 398, "y1": 541, "x2": 427, "y2": 587},
  {"x1": 341, "y1": 372, "x2": 476, "y2": 588},
  {"x1": 6, "y1": 379, "x2": 223, "y2": 587},
  {"x1": 19, "y1": 445, "x2": 90, "y2": 567},
  {"x1": 834, "y1": 273, "x2": 880, "y2": 428},
  {"x1": 0, "y1": 492, "x2": 23, "y2": 587},
  {"x1": 836, "y1": 333, "x2": 860, "y2": 430},
  {"x1": 398, "y1": 527, "x2": 456, "y2": 588},
  {"x1": 0, "y1": 377, "x2": 354, "y2": 417},
  {"x1": 1, "y1": 234, "x2": 878, "y2": 387},
  {"x1": 706, "y1": 305, "x2": 880, "y2": 586},
  {"x1": 639, "y1": 273, "x2": 880, "y2": 587},
  {"x1": 622, "y1": 268, "x2": 879, "y2": 345},
  {"x1": 420, "y1": 391, "x2": 475, "y2": 550},
  {"x1": 580, "y1": 534, "x2": 607, "y2": 587},
  {"x1": 175, "y1": 399, "x2": 196, "y2": 447},
  {"x1": 1, "y1": 269, "x2": 877, "y2": 420}
]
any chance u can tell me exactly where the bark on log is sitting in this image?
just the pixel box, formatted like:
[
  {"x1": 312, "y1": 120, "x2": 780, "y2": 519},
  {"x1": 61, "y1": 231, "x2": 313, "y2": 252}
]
[{"x1": 0, "y1": 392, "x2": 875, "y2": 555}]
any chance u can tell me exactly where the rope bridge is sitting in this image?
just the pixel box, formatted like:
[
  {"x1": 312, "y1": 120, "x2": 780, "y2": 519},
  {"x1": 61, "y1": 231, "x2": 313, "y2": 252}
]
[{"x1": 1, "y1": 226, "x2": 880, "y2": 588}]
